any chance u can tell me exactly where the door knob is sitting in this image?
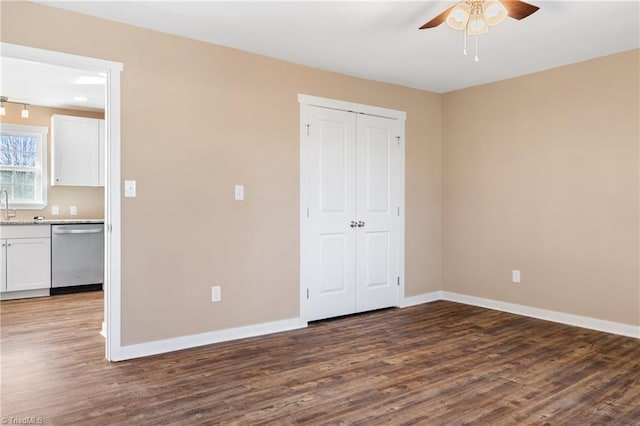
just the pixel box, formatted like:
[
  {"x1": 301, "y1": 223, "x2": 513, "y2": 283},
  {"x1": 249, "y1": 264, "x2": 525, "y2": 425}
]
[
  {"x1": 357, "y1": 221, "x2": 365, "y2": 228},
  {"x1": 350, "y1": 221, "x2": 358, "y2": 228}
]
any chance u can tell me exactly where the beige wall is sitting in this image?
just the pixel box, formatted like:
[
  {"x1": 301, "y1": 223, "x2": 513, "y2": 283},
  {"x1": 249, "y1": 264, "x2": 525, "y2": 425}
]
[
  {"x1": 443, "y1": 50, "x2": 640, "y2": 326},
  {"x1": 0, "y1": 2, "x2": 442, "y2": 344},
  {"x1": 0, "y1": 104, "x2": 104, "y2": 220},
  {"x1": 2, "y1": 2, "x2": 637, "y2": 345}
]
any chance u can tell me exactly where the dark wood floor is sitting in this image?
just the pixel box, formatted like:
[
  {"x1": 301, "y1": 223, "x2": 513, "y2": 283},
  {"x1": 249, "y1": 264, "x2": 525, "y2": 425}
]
[{"x1": 1, "y1": 292, "x2": 639, "y2": 425}]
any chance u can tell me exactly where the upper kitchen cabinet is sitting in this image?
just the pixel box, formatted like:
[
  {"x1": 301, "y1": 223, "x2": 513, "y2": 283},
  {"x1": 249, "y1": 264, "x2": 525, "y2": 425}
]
[{"x1": 51, "y1": 115, "x2": 105, "y2": 187}]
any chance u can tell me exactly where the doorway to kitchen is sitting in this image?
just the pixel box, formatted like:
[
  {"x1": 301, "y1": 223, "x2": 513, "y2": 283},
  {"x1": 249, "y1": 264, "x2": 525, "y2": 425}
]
[{"x1": 0, "y1": 43, "x2": 123, "y2": 361}]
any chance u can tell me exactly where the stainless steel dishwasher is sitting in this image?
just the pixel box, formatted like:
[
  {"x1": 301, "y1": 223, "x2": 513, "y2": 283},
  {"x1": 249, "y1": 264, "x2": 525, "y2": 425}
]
[{"x1": 51, "y1": 223, "x2": 104, "y2": 293}]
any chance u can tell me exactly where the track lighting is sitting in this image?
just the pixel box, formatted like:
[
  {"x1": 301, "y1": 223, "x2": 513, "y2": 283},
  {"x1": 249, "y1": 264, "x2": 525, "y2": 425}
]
[{"x1": 0, "y1": 96, "x2": 31, "y2": 119}]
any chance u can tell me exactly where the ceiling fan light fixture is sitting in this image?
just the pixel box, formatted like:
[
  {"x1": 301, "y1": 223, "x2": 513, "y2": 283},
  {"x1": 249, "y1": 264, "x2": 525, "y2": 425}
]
[
  {"x1": 467, "y1": 15, "x2": 489, "y2": 35},
  {"x1": 446, "y1": 3, "x2": 471, "y2": 31},
  {"x1": 483, "y1": 0, "x2": 508, "y2": 26}
]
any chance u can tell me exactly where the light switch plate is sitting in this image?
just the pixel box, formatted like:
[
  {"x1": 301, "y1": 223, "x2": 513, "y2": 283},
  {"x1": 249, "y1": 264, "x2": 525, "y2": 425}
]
[
  {"x1": 234, "y1": 185, "x2": 244, "y2": 201},
  {"x1": 211, "y1": 286, "x2": 221, "y2": 302},
  {"x1": 512, "y1": 270, "x2": 521, "y2": 283},
  {"x1": 51, "y1": 205, "x2": 59, "y2": 216},
  {"x1": 124, "y1": 180, "x2": 137, "y2": 198},
  {"x1": 70, "y1": 205, "x2": 78, "y2": 216}
]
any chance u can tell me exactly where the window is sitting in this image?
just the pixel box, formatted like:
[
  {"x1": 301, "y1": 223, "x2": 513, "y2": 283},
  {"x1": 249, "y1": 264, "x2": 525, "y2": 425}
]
[{"x1": 0, "y1": 123, "x2": 48, "y2": 209}]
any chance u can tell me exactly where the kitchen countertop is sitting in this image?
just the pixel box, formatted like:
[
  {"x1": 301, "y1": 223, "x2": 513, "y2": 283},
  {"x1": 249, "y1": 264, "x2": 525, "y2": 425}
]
[{"x1": 0, "y1": 219, "x2": 105, "y2": 225}]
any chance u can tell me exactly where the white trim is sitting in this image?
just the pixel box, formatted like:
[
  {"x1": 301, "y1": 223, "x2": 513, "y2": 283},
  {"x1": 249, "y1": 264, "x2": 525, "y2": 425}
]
[
  {"x1": 0, "y1": 123, "x2": 49, "y2": 210},
  {"x1": 399, "y1": 291, "x2": 442, "y2": 308},
  {"x1": 1, "y1": 43, "x2": 124, "y2": 361},
  {"x1": 0, "y1": 123, "x2": 49, "y2": 134},
  {"x1": 396, "y1": 113, "x2": 406, "y2": 306},
  {"x1": 114, "y1": 317, "x2": 308, "y2": 361},
  {"x1": 399, "y1": 291, "x2": 639, "y2": 338},
  {"x1": 440, "y1": 291, "x2": 640, "y2": 339},
  {"x1": 298, "y1": 94, "x2": 406, "y2": 121},
  {"x1": 298, "y1": 103, "x2": 310, "y2": 321}
]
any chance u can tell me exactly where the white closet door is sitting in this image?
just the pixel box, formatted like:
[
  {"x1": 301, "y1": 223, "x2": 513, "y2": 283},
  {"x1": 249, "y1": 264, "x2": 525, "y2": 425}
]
[
  {"x1": 355, "y1": 114, "x2": 400, "y2": 312},
  {"x1": 304, "y1": 106, "x2": 357, "y2": 321}
]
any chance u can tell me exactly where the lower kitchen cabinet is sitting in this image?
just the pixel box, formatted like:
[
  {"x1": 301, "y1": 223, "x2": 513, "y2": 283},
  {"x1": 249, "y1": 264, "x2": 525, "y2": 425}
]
[{"x1": 0, "y1": 225, "x2": 51, "y2": 293}]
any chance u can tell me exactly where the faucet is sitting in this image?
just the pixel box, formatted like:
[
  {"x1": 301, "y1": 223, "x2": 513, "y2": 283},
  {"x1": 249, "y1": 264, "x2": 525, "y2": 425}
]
[{"x1": 1, "y1": 188, "x2": 9, "y2": 221}]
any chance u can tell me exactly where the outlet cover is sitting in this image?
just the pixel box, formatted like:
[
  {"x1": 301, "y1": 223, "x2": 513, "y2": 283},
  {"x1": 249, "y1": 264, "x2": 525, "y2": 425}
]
[
  {"x1": 51, "y1": 205, "x2": 59, "y2": 215},
  {"x1": 211, "y1": 286, "x2": 221, "y2": 302},
  {"x1": 70, "y1": 205, "x2": 78, "y2": 216}
]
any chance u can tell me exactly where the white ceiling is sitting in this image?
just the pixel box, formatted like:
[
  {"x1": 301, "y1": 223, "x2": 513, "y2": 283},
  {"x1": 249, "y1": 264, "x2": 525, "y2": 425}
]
[
  {"x1": 1, "y1": 57, "x2": 106, "y2": 111},
  {"x1": 7, "y1": 0, "x2": 639, "y2": 110}
]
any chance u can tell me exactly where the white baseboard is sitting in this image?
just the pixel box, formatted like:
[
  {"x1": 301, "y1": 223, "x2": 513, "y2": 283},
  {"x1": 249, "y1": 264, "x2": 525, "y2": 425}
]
[
  {"x1": 114, "y1": 317, "x2": 308, "y2": 361},
  {"x1": 399, "y1": 291, "x2": 442, "y2": 308},
  {"x1": 440, "y1": 291, "x2": 640, "y2": 339},
  {"x1": 114, "y1": 290, "x2": 638, "y2": 361},
  {"x1": 398, "y1": 291, "x2": 639, "y2": 338},
  {"x1": 1, "y1": 288, "x2": 49, "y2": 300}
]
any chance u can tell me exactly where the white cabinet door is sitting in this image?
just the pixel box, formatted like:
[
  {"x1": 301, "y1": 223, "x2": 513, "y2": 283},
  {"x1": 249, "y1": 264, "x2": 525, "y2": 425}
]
[
  {"x1": 98, "y1": 119, "x2": 105, "y2": 186},
  {"x1": 302, "y1": 106, "x2": 401, "y2": 321},
  {"x1": 6, "y1": 238, "x2": 51, "y2": 291},
  {"x1": 51, "y1": 115, "x2": 104, "y2": 187},
  {"x1": 0, "y1": 240, "x2": 6, "y2": 292}
]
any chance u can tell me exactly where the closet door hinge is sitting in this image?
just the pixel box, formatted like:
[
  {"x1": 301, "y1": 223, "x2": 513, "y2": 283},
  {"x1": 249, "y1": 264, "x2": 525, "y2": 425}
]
[
  {"x1": 306, "y1": 207, "x2": 310, "y2": 218},
  {"x1": 396, "y1": 136, "x2": 401, "y2": 147},
  {"x1": 306, "y1": 124, "x2": 311, "y2": 137},
  {"x1": 397, "y1": 206, "x2": 400, "y2": 217},
  {"x1": 306, "y1": 288, "x2": 310, "y2": 299},
  {"x1": 397, "y1": 276, "x2": 400, "y2": 286}
]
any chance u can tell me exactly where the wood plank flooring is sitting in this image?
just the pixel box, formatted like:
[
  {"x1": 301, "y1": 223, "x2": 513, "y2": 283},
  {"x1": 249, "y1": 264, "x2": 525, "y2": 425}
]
[{"x1": 1, "y1": 292, "x2": 639, "y2": 425}]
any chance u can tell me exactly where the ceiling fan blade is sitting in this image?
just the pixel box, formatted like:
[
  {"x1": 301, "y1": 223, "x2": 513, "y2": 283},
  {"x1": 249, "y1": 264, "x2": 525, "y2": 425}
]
[
  {"x1": 503, "y1": 0, "x2": 540, "y2": 20},
  {"x1": 419, "y1": 5, "x2": 455, "y2": 29}
]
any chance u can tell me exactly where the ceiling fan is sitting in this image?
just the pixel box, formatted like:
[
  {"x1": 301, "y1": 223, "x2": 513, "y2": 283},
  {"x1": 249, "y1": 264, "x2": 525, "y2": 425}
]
[{"x1": 419, "y1": 0, "x2": 540, "y2": 61}]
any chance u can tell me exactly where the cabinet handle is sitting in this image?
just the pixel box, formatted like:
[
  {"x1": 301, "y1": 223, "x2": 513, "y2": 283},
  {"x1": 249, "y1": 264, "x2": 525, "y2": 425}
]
[
  {"x1": 357, "y1": 221, "x2": 365, "y2": 228},
  {"x1": 349, "y1": 221, "x2": 357, "y2": 228}
]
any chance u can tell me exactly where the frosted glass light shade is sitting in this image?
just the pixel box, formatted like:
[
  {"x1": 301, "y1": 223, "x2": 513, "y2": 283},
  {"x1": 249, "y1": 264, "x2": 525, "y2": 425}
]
[
  {"x1": 21, "y1": 107, "x2": 29, "y2": 118},
  {"x1": 0, "y1": 106, "x2": 5, "y2": 116},
  {"x1": 484, "y1": 0, "x2": 508, "y2": 26},
  {"x1": 467, "y1": 15, "x2": 489, "y2": 35},
  {"x1": 446, "y1": 3, "x2": 471, "y2": 30}
]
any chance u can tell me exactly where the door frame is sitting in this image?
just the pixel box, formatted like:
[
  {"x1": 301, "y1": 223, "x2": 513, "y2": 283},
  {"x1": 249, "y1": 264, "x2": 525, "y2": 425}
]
[
  {"x1": 298, "y1": 94, "x2": 406, "y2": 321},
  {"x1": 2, "y1": 43, "x2": 124, "y2": 361}
]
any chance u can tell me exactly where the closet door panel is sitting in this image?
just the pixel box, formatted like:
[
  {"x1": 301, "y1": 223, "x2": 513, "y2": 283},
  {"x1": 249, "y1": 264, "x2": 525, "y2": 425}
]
[
  {"x1": 356, "y1": 114, "x2": 400, "y2": 312},
  {"x1": 304, "y1": 106, "x2": 357, "y2": 321}
]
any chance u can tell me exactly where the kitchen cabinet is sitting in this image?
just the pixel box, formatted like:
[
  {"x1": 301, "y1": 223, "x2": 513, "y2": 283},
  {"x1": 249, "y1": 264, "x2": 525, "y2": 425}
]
[
  {"x1": 0, "y1": 225, "x2": 51, "y2": 293},
  {"x1": 51, "y1": 114, "x2": 105, "y2": 187}
]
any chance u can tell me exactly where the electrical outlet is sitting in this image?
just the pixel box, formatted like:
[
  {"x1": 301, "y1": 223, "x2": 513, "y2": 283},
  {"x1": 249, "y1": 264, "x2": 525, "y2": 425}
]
[
  {"x1": 512, "y1": 270, "x2": 521, "y2": 283},
  {"x1": 70, "y1": 205, "x2": 78, "y2": 216},
  {"x1": 211, "y1": 286, "x2": 221, "y2": 302},
  {"x1": 51, "y1": 205, "x2": 59, "y2": 215}
]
